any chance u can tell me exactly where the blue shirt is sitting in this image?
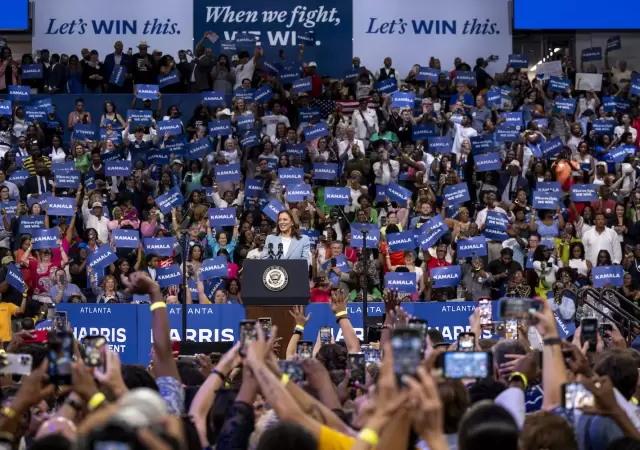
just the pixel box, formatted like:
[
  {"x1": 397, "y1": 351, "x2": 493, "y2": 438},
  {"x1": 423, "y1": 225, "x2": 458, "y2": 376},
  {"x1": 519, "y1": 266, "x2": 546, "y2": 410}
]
[{"x1": 50, "y1": 283, "x2": 82, "y2": 302}]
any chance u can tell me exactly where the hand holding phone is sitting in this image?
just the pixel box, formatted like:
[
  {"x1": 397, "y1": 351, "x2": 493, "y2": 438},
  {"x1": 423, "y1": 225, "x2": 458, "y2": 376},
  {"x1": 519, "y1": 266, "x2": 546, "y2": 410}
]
[{"x1": 580, "y1": 318, "x2": 598, "y2": 352}]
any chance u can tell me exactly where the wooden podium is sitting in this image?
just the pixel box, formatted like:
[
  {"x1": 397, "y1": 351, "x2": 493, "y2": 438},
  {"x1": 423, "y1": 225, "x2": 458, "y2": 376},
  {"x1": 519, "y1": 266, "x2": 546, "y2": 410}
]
[{"x1": 243, "y1": 260, "x2": 310, "y2": 358}]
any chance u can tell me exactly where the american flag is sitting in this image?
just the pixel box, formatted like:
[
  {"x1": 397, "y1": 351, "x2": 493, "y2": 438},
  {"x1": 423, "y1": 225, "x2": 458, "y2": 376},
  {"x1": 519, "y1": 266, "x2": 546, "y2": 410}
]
[
  {"x1": 206, "y1": 32, "x2": 219, "y2": 44},
  {"x1": 311, "y1": 99, "x2": 372, "y2": 119}
]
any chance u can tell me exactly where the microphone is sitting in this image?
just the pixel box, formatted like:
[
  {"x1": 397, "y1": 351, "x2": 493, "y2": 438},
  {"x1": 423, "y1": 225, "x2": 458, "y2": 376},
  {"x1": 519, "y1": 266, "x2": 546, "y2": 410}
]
[
  {"x1": 268, "y1": 243, "x2": 275, "y2": 259},
  {"x1": 277, "y1": 243, "x2": 284, "y2": 259}
]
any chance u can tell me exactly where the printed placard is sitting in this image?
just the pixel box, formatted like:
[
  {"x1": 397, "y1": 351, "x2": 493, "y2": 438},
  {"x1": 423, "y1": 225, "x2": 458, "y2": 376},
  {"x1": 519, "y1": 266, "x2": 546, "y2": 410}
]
[
  {"x1": 582, "y1": 47, "x2": 602, "y2": 62},
  {"x1": 313, "y1": 163, "x2": 338, "y2": 180},
  {"x1": 214, "y1": 163, "x2": 241, "y2": 182},
  {"x1": 324, "y1": 187, "x2": 350, "y2": 206},
  {"x1": 303, "y1": 122, "x2": 328, "y2": 140},
  {"x1": 470, "y1": 135, "x2": 494, "y2": 155},
  {"x1": 431, "y1": 265, "x2": 461, "y2": 288},
  {"x1": 155, "y1": 186, "x2": 184, "y2": 214},
  {"x1": 387, "y1": 231, "x2": 415, "y2": 252},
  {"x1": 18, "y1": 215, "x2": 45, "y2": 234},
  {"x1": 135, "y1": 84, "x2": 160, "y2": 100},
  {"x1": 286, "y1": 184, "x2": 312, "y2": 202},
  {"x1": 109, "y1": 65, "x2": 127, "y2": 86},
  {"x1": 157, "y1": 119, "x2": 182, "y2": 136},
  {"x1": 88, "y1": 245, "x2": 118, "y2": 271},
  {"x1": 7, "y1": 263, "x2": 24, "y2": 291},
  {"x1": 427, "y1": 136, "x2": 452, "y2": 154},
  {"x1": 475, "y1": 152, "x2": 501, "y2": 172},
  {"x1": 262, "y1": 198, "x2": 285, "y2": 223},
  {"x1": 291, "y1": 78, "x2": 312, "y2": 94},
  {"x1": 46, "y1": 197, "x2": 75, "y2": 217},
  {"x1": 105, "y1": 160, "x2": 132, "y2": 177},
  {"x1": 548, "y1": 76, "x2": 571, "y2": 93},
  {"x1": 385, "y1": 272, "x2": 417, "y2": 292},
  {"x1": 532, "y1": 190, "x2": 559, "y2": 209},
  {"x1": 508, "y1": 54, "x2": 529, "y2": 69},
  {"x1": 208, "y1": 207, "x2": 236, "y2": 227},
  {"x1": 143, "y1": 237, "x2": 177, "y2": 257},
  {"x1": 607, "y1": 36, "x2": 621, "y2": 52},
  {"x1": 457, "y1": 236, "x2": 488, "y2": 258},
  {"x1": 278, "y1": 167, "x2": 304, "y2": 185},
  {"x1": 8, "y1": 86, "x2": 30, "y2": 102},
  {"x1": 202, "y1": 91, "x2": 226, "y2": 107},
  {"x1": 156, "y1": 264, "x2": 183, "y2": 288},
  {"x1": 455, "y1": 71, "x2": 476, "y2": 86},
  {"x1": 571, "y1": 184, "x2": 598, "y2": 202},
  {"x1": 443, "y1": 183, "x2": 470, "y2": 205},
  {"x1": 386, "y1": 182, "x2": 412, "y2": 206},
  {"x1": 112, "y1": 229, "x2": 140, "y2": 249},
  {"x1": 350, "y1": 223, "x2": 380, "y2": 248},
  {"x1": 412, "y1": 124, "x2": 436, "y2": 141},
  {"x1": 32, "y1": 228, "x2": 59, "y2": 249},
  {"x1": 200, "y1": 257, "x2": 228, "y2": 281},
  {"x1": 592, "y1": 265, "x2": 623, "y2": 288},
  {"x1": 416, "y1": 66, "x2": 440, "y2": 82}
]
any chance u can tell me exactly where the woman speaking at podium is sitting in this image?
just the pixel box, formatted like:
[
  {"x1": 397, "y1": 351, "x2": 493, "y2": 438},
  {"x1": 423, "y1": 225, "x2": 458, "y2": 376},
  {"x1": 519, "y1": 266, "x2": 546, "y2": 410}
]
[{"x1": 262, "y1": 210, "x2": 310, "y2": 262}]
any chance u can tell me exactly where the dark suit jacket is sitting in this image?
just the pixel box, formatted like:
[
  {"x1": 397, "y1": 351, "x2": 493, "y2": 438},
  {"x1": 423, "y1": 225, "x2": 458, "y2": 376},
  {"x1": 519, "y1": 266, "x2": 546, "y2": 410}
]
[
  {"x1": 47, "y1": 63, "x2": 68, "y2": 92},
  {"x1": 188, "y1": 56, "x2": 214, "y2": 92},
  {"x1": 21, "y1": 175, "x2": 53, "y2": 201},
  {"x1": 104, "y1": 53, "x2": 132, "y2": 81},
  {"x1": 497, "y1": 173, "x2": 529, "y2": 201}
]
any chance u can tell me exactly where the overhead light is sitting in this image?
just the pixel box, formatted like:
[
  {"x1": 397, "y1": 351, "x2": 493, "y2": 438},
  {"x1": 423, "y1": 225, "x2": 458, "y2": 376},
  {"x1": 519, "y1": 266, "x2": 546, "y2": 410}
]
[
  {"x1": 554, "y1": 47, "x2": 561, "y2": 52},
  {"x1": 542, "y1": 57, "x2": 546, "y2": 62},
  {"x1": 530, "y1": 64, "x2": 538, "y2": 71}
]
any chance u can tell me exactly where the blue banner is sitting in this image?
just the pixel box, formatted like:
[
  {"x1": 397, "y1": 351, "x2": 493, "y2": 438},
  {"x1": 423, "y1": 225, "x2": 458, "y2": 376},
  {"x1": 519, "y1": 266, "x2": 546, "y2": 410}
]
[
  {"x1": 18, "y1": 215, "x2": 45, "y2": 234},
  {"x1": 291, "y1": 77, "x2": 312, "y2": 94},
  {"x1": 532, "y1": 190, "x2": 559, "y2": 209},
  {"x1": 486, "y1": 87, "x2": 501, "y2": 107},
  {"x1": 246, "y1": 179, "x2": 265, "y2": 196},
  {"x1": 186, "y1": 138, "x2": 212, "y2": 160},
  {"x1": 234, "y1": 88, "x2": 255, "y2": 101},
  {"x1": 484, "y1": 211, "x2": 509, "y2": 242},
  {"x1": 205, "y1": 120, "x2": 230, "y2": 138},
  {"x1": 350, "y1": 223, "x2": 380, "y2": 248},
  {"x1": 253, "y1": 84, "x2": 273, "y2": 104},
  {"x1": 215, "y1": 163, "x2": 241, "y2": 182},
  {"x1": 32, "y1": 228, "x2": 59, "y2": 249},
  {"x1": 386, "y1": 182, "x2": 412, "y2": 206},
  {"x1": 391, "y1": 92, "x2": 415, "y2": 109},
  {"x1": 571, "y1": 184, "x2": 598, "y2": 202},
  {"x1": 0, "y1": 100, "x2": 11, "y2": 116},
  {"x1": 324, "y1": 187, "x2": 350, "y2": 206},
  {"x1": 157, "y1": 119, "x2": 182, "y2": 136},
  {"x1": 279, "y1": 66, "x2": 300, "y2": 83},
  {"x1": 7, "y1": 263, "x2": 24, "y2": 291},
  {"x1": 304, "y1": 122, "x2": 329, "y2": 140},
  {"x1": 278, "y1": 167, "x2": 304, "y2": 185},
  {"x1": 298, "y1": 108, "x2": 321, "y2": 123},
  {"x1": 156, "y1": 264, "x2": 183, "y2": 289},
  {"x1": 112, "y1": 229, "x2": 140, "y2": 249},
  {"x1": 417, "y1": 215, "x2": 447, "y2": 250},
  {"x1": 427, "y1": 136, "x2": 452, "y2": 154},
  {"x1": 101, "y1": 151, "x2": 123, "y2": 164},
  {"x1": 240, "y1": 130, "x2": 260, "y2": 149},
  {"x1": 21, "y1": 64, "x2": 42, "y2": 79},
  {"x1": 592, "y1": 119, "x2": 614, "y2": 135},
  {"x1": 508, "y1": 54, "x2": 529, "y2": 68},
  {"x1": 495, "y1": 127, "x2": 520, "y2": 142},
  {"x1": 143, "y1": 237, "x2": 176, "y2": 257},
  {"x1": 128, "y1": 109, "x2": 153, "y2": 127},
  {"x1": 536, "y1": 181, "x2": 561, "y2": 195},
  {"x1": 236, "y1": 113, "x2": 255, "y2": 132},
  {"x1": 286, "y1": 184, "x2": 312, "y2": 202},
  {"x1": 455, "y1": 71, "x2": 476, "y2": 86},
  {"x1": 607, "y1": 36, "x2": 621, "y2": 52},
  {"x1": 302, "y1": 229, "x2": 321, "y2": 249},
  {"x1": 50, "y1": 161, "x2": 74, "y2": 174},
  {"x1": 412, "y1": 124, "x2": 436, "y2": 141},
  {"x1": 46, "y1": 197, "x2": 75, "y2": 217},
  {"x1": 602, "y1": 97, "x2": 617, "y2": 112},
  {"x1": 475, "y1": 152, "x2": 501, "y2": 172},
  {"x1": 155, "y1": 186, "x2": 185, "y2": 214},
  {"x1": 24, "y1": 106, "x2": 48, "y2": 122},
  {"x1": 321, "y1": 253, "x2": 350, "y2": 273},
  {"x1": 262, "y1": 198, "x2": 285, "y2": 223},
  {"x1": 8, "y1": 86, "x2": 30, "y2": 102},
  {"x1": 542, "y1": 137, "x2": 563, "y2": 157},
  {"x1": 208, "y1": 207, "x2": 236, "y2": 226},
  {"x1": 458, "y1": 236, "x2": 488, "y2": 258},
  {"x1": 387, "y1": 231, "x2": 416, "y2": 252},
  {"x1": 416, "y1": 67, "x2": 440, "y2": 82},
  {"x1": 202, "y1": 91, "x2": 226, "y2": 107},
  {"x1": 313, "y1": 162, "x2": 338, "y2": 180},
  {"x1": 592, "y1": 265, "x2": 623, "y2": 288},
  {"x1": 443, "y1": 183, "x2": 470, "y2": 205},
  {"x1": 201, "y1": 257, "x2": 228, "y2": 281},
  {"x1": 554, "y1": 97, "x2": 576, "y2": 114},
  {"x1": 385, "y1": 272, "x2": 416, "y2": 292},
  {"x1": 376, "y1": 78, "x2": 397, "y2": 95},
  {"x1": 73, "y1": 124, "x2": 97, "y2": 140},
  {"x1": 135, "y1": 84, "x2": 159, "y2": 100},
  {"x1": 548, "y1": 76, "x2": 571, "y2": 93},
  {"x1": 105, "y1": 160, "x2": 132, "y2": 177},
  {"x1": 158, "y1": 69, "x2": 180, "y2": 88},
  {"x1": 609, "y1": 146, "x2": 629, "y2": 163},
  {"x1": 470, "y1": 135, "x2": 494, "y2": 154},
  {"x1": 284, "y1": 143, "x2": 305, "y2": 158},
  {"x1": 88, "y1": 245, "x2": 118, "y2": 271},
  {"x1": 432, "y1": 265, "x2": 461, "y2": 288},
  {"x1": 109, "y1": 65, "x2": 128, "y2": 86},
  {"x1": 582, "y1": 47, "x2": 602, "y2": 62}
]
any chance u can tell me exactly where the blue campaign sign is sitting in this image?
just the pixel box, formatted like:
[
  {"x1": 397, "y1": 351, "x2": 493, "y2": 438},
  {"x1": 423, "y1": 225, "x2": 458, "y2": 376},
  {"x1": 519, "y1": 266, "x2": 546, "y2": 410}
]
[
  {"x1": 236, "y1": 113, "x2": 255, "y2": 132},
  {"x1": 112, "y1": 229, "x2": 140, "y2": 249},
  {"x1": 427, "y1": 136, "x2": 452, "y2": 154},
  {"x1": 554, "y1": 97, "x2": 576, "y2": 114},
  {"x1": 31, "y1": 228, "x2": 58, "y2": 249},
  {"x1": 486, "y1": 210, "x2": 509, "y2": 232},
  {"x1": 202, "y1": 91, "x2": 226, "y2": 107},
  {"x1": 455, "y1": 71, "x2": 476, "y2": 86},
  {"x1": 158, "y1": 69, "x2": 180, "y2": 88},
  {"x1": 432, "y1": 265, "x2": 461, "y2": 288},
  {"x1": 201, "y1": 257, "x2": 228, "y2": 281},
  {"x1": 592, "y1": 119, "x2": 614, "y2": 135},
  {"x1": 58, "y1": 304, "x2": 139, "y2": 364},
  {"x1": 253, "y1": 84, "x2": 273, "y2": 104},
  {"x1": 18, "y1": 215, "x2": 45, "y2": 234},
  {"x1": 284, "y1": 143, "x2": 306, "y2": 158},
  {"x1": 33, "y1": 97, "x2": 53, "y2": 113},
  {"x1": 234, "y1": 88, "x2": 255, "y2": 101},
  {"x1": 443, "y1": 183, "x2": 470, "y2": 205},
  {"x1": 21, "y1": 64, "x2": 42, "y2": 79},
  {"x1": 278, "y1": 66, "x2": 300, "y2": 83},
  {"x1": 376, "y1": 78, "x2": 398, "y2": 95},
  {"x1": 73, "y1": 124, "x2": 97, "y2": 140},
  {"x1": 304, "y1": 122, "x2": 329, "y2": 140},
  {"x1": 157, "y1": 119, "x2": 182, "y2": 136},
  {"x1": 536, "y1": 181, "x2": 561, "y2": 194},
  {"x1": 417, "y1": 216, "x2": 447, "y2": 250},
  {"x1": 109, "y1": 65, "x2": 128, "y2": 86},
  {"x1": 609, "y1": 146, "x2": 629, "y2": 163},
  {"x1": 215, "y1": 163, "x2": 241, "y2": 182},
  {"x1": 101, "y1": 151, "x2": 124, "y2": 164},
  {"x1": 0, "y1": 201, "x2": 17, "y2": 216},
  {"x1": 105, "y1": 160, "x2": 132, "y2": 177},
  {"x1": 262, "y1": 198, "x2": 285, "y2": 223},
  {"x1": 46, "y1": 197, "x2": 75, "y2": 217},
  {"x1": 88, "y1": 245, "x2": 118, "y2": 271},
  {"x1": 417, "y1": 67, "x2": 440, "y2": 82},
  {"x1": 582, "y1": 47, "x2": 602, "y2": 62},
  {"x1": 571, "y1": 184, "x2": 598, "y2": 202},
  {"x1": 324, "y1": 187, "x2": 350, "y2": 206},
  {"x1": 298, "y1": 108, "x2": 321, "y2": 123},
  {"x1": 458, "y1": 236, "x2": 488, "y2": 258},
  {"x1": 508, "y1": 54, "x2": 529, "y2": 69},
  {"x1": 208, "y1": 207, "x2": 236, "y2": 227},
  {"x1": 240, "y1": 130, "x2": 260, "y2": 149},
  {"x1": 313, "y1": 162, "x2": 338, "y2": 180},
  {"x1": 350, "y1": 223, "x2": 380, "y2": 248},
  {"x1": 186, "y1": 138, "x2": 213, "y2": 160},
  {"x1": 143, "y1": 237, "x2": 176, "y2": 257},
  {"x1": 286, "y1": 184, "x2": 312, "y2": 202},
  {"x1": 24, "y1": 106, "x2": 48, "y2": 122},
  {"x1": 391, "y1": 92, "x2": 415, "y2": 109},
  {"x1": 385, "y1": 272, "x2": 416, "y2": 292},
  {"x1": 607, "y1": 36, "x2": 621, "y2": 52},
  {"x1": 155, "y1": 186, "x2": 185, "y2": 214},
  {"x1": 128, "y1": 109, "x2": 153, "y2": 127},
  {"x1": 501, "y1": 111, "x2": 523, "y2": 128},
  {"x1": 51, "y1": 161, "x2": 75, "y2": 173},
  {"x1": 135, "y1": 84, "x2": 160, "y2": 100},
  {"x1": 386, "y1": 182, "x2": 412, "y2": 206},
  {"x1": 475, "y1": 152, "x2": 501, "y2": 172},
  {"x1": 542, "y1": 137, "x2": 563, "y2": 157},
  {"x1": 8, "y1": 86, "x2": 30, "y2": 102},
  {"x1": 302, "y1": 229, "x2": 321, "y2": 249},
  {"x1": 278, "y1": 167, "x2": 304, "y2": 185},
  {"x1": 548, "y1": 76, "x2": 571, "y2": 93},
  {"x1": 470, "y1": 135, "x2": 494, "y2": 155},
  {"x1": 412, "y1": 124, "x2": 436, "y2": 141},
  {"x1": 387, "y1": 231, "x2": 415, "y2": 252},
  {"x1": 137, "y1": 304, "x2": 244, "y2": 364},
  {"x1": 495, "y1": 126, "x2": 520, "y2": 142},
  {"x1": 321, "y1": 253, "x2": 350, "y2": 273},
  {"x1": 602, "y1": 97, "x2": 617, "y2": 112},
  {"x1": 592, "y1": 265, "x2": 623, "y2": 288},
  {"x1": 245, "y1": 179, "x2": 265, "y2": 196},
  {"x1": 486, "y1": 87, "x2": 502, "y2": 107},
  {"x1": 0, "y1": 100, "x2": 11, "y2": 116},
  {"x1": 532, "y1": 190, "x2": 559, "y2": 209},
  {"x1": 7, "y1": 263, "x2": 24, "y2": 291},
  {"x1": 297, "y1": 30, "x2": 316, "y2": 47},
  {"x1": 631, "y1": 74, "x2": 640, "y2": 96},
  {"x1": 291, "y1": 77, "x2": 312, "y2": 94},
  {"x1": 156, "y1": 264, "x2": 183, "y2": 289}
]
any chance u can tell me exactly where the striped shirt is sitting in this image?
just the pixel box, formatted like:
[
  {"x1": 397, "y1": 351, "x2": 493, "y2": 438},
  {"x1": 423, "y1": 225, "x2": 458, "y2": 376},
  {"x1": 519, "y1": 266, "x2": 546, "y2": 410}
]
[{"x1": 23, "y1": 156, "x2": 51, "y2": 175}]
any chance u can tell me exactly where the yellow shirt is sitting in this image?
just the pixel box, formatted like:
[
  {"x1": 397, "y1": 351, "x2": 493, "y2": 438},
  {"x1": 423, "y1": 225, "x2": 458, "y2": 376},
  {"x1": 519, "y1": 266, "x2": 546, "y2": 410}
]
[
  {"x1": 0, "y1": 303, "x2": 18, "y2": 342},
  {"x1": 319, "y1": 425, "x2": 356, "y2": 450}
]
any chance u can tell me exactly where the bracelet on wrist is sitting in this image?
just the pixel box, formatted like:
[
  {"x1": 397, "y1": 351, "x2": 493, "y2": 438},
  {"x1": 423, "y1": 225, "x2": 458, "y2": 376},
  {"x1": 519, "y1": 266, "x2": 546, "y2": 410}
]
[
  {"x1": 543, "y1": 337, "x2": 562, "y2": 346},
  {"x1": 88, "y1": 392, "x2": 107, "y2": 411},
  {"x1": 508, "y1": 372, "x2": 529, "y2": 390},
  {"x1": 280, "y1": 373, "x2": 290, "y2": 386},
  {"x1": 336, "y1": 316, "x2": 349, "y2": 324},
  {"x1": 358, "y1": 428, "x2": 379, "y2": 446},
  {"x1": 212, "y1": 369, "x2": 227, "y2": 383},
  {"x1": 334, "y1": 311, "x2": 348, "y2": 318},
  {"x1": 150, "y1": 302, "x2": 167, "y2": 312}
]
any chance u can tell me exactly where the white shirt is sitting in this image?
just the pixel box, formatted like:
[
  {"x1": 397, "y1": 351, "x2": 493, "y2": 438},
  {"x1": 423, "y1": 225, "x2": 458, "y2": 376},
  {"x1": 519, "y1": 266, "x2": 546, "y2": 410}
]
[
  {"x1": 246, "y1": 248, "x2": 262, "y2": 260},
  {"x1": 614, "y1": 125, "x2": 637, "y2": 142},
  {"x1": 452, "y1": 123, "x2": 477, "y2": 155},
  {"x1": 373, "y1": 160, "x2": 400, "y2": 185},
  {"x1": 50, "y1": 147, "x2": 67, "y2": 164},
  {"x1": 352, "y1": 108, "x2": 379, "y2": 141},
  {"x1": 612, "y1": 67, "x2": 633, "y2": 90},
  {"x1": 262, "y1": 114, "x2": 290, "y2": 138},
  {"x1": 0, "y1": 181, "x2": 19, "y2": 200},
  {"x1": 582, "y1": 226, "x2": 622, "y2": 266},
  {"x1": 81, "y1": 200, "x2": 110, "y2": 243},
  {"x1": 233, "y1": 58, "x2": 256, "y2": 90},
  {"x1": 338, "y1": 139, "x2": 365, "y2": 161},
  {"x1": 280, "y1": 236, "x2": 292, "y2": 257}
]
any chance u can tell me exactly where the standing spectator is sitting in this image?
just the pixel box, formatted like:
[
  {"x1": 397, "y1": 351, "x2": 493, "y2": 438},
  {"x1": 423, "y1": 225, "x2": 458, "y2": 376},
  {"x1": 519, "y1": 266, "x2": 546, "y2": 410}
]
[
  {"x1": 188, "y1": 33, "x2": 215, "y2": 93},
  {"x1": 128, "y1": 41, "x2": 156, "y2": 85},
  {"x1": 104, "y1": 40, "x2": 132, "y2": 93}
]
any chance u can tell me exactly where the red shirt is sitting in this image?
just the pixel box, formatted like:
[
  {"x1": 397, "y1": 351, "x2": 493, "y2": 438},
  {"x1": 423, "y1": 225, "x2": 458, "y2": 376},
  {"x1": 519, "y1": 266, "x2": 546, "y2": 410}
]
[
  {"x1": 310, "y1": 287, "x2": 330, "y2": 303},
  {"x1": 427, "y1": 258, "x2": 451, "y2": 277},
  {"x1": 302, "y1": 69, "x2": 323, "y2": 98}
]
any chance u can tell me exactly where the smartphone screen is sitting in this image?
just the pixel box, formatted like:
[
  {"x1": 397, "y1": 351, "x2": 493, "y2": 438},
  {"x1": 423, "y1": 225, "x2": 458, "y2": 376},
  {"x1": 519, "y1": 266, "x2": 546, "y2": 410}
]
[
  {"x1": 391, "y1": 327, "x2": 422, "y2": 384},
  {"x1": 48, "y1": 332, "x2": 73, "y2": 386},
  {"x1": 279, "y1": 360, "x2": 305, "y2": 383},
  {"x1": 362, "y1": 345, "x2": 382, "y2": 364},
  {"x1": 348, "y1": 353, "x2": 366, "y2": 386},
  {"x1": 331, "y1": 257, "x2": 337, "y2": 267},
  {"x1": 581, "y1": 318, "x2": 598, "y2": 352},
  {"x1": 258, "y1": 318, "x2": 271, "y2": 339},
  {"x1": 505, "y1": 320, "x2": 518, "y2": 340},
  {"x1": 478, "y1": 299, "x2": 492, "y2": 328},
  {"x1": 457, "y1": 332, "x2": 475, "y2": 352},
  {"x1": 239, "y1": 320, "x2": 257, "y2": 350},
  {"x1": 562, "y1": 382, "x2": 594, "y2": 409},
  {"x1": 46, "y1": 304, "x2": 56, "y2": 320},
  {"x1": 320, "y1": 326, "x2": 332, "y2": 345},
  {"x1": 297, "y1": 341, "x2": 314, "y2": 359},
  {"x1": 83, "y1": 336, "x2": 107, "y2": 373},
  {"x1": 499, "y1": 298, "x2": 542, "y2": 321},
  {"x1": 54, "y1": 311, "x2": 68, "y2": 332},
  {"x1": 443, "y1": 352, "x2": 490, "y2": 379}
]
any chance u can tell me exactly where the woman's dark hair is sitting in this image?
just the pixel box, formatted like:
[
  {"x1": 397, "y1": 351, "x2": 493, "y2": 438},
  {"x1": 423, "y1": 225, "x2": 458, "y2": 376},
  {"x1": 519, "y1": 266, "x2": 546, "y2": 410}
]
[
  {"x1": 217, "y1": 53, "x2": 230, "y2": 70},
  {"x1": 255, "y1": 421, "x2": 317, "y2": 450},
  {"x1": 532, "y1": 245, "x2": 550, "y2": 262},
  {"x1": 315, "y1": 343, "x2": 347, "y2": 386},
  {"x1": 103, "y1": 100, "x2": 118, "y2": 114},
  {"x1": 206, "y1": 388, "x2": 238, "y2": 446},
  {"x1": 188, "y1": 244, "x2": 203, "y2": 262},
  {"x1": 556, "y1": 267, "x2": 576, "y2": 283},
  {"x1": 120, "y1": 364, "x2": 159, "y2": 391},
  {"x1": 226, "y1": 278, "x2": 241, "y2": 292},
  {"x1": 217, "y1": 248, "x2": 230, "y2": 261},
  {"x1": 597, "y1": 249, "x2": 613, "y2": 266},
  {"x1": 275, "y1": 210, "x2": 302, "y2": 239},
  {"x1": 439, "y1": 379, "x2": 470, "y2": 435},
  {"x1": 570, "y1": 242, "x2": 586, "y2": 260},
  {"x1": 386, "y1": 224, "x2": 400, "y2": 234},
  {"x1": 594, "y1": 349, "x2": 639, "y2": 400},
  {"x1": 458, "y1": 402, "x2": 519, "y2": 450}
]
